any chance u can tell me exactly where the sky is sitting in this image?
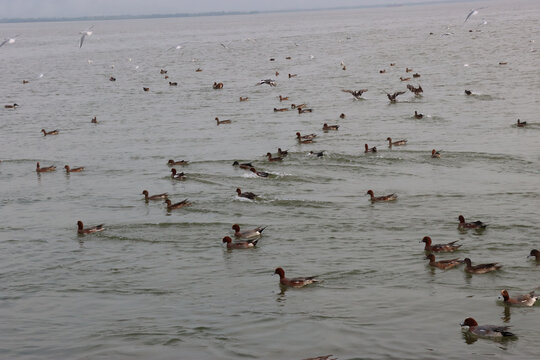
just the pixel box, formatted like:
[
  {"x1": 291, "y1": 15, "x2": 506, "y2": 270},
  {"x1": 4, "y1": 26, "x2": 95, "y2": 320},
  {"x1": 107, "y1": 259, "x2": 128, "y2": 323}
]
[{"x1": 0, "y1": 0, "x2": 456, "y2": 19}]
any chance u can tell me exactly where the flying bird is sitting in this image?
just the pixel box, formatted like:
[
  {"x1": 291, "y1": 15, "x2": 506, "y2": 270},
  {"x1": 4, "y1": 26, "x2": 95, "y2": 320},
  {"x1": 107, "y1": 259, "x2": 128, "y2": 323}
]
[
  {"x1": 342, "y1": 89, "x2": 368, "y2": 99},
  {"x1": 79, "y1": 25, "x2": 94, "y2": 48},
  {"x1": 0, "y1": 35, "x2": 19, "y2": 47},
  {"x1": 464, "y1": 8, "x2": 484, "y2": 23}
]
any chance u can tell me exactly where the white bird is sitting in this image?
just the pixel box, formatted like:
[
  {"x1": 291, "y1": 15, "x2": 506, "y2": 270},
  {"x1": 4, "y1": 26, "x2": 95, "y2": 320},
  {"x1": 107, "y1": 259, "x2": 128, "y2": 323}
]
[
  {"x1": 79, "y1": 25, "x2": 94, "y2": 48},
  {"x1": 0, "y1": 35, "x2": 19, "y2": 47},
  {"x1": 464, "y1": 8, "x2": 484, "y2": 23}
]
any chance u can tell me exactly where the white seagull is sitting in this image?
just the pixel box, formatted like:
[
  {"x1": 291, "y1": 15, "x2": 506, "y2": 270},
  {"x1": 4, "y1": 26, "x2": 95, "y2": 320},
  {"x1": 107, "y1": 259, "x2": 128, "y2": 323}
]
[
  {"x1": 464, "y1": 8, "x2": 484, "y2": 23},
  {"x1": 79, "y1": 25, "x2": 94, "y2": 48},
  {"x1": 0, "y1": 35, "x2": 19, "y2": 47}
]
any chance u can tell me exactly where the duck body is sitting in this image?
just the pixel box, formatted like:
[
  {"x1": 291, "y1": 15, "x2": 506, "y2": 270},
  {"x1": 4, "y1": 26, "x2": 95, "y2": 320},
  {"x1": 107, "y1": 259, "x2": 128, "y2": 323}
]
[
  {"x1": 516, "y1": 119, "x2": 527, "y2": 127},
  {"x1": 277, "y1": 148, "x2": 288, "y2": 157},
  {"x1": 213, "y1": 82, "x2": 223, "y2": 89},
  {"x1": 274, "y1": 267, "x2": 318, "y2": 288},
  {"x1": 222, "y1": 236, "x2": 258, "y2": 249},
  {"x1": 421, "y1": 236, "x2": 461, "y2": 252},
  {"x1": 460, "y1": 317, "x2": 514, "y2": 338},
  {"x1": 387, "y1": 137, "x2": 407, "y2": 146},
  {"x1": 64, "y1": 165, "x2": 84, "y2": 173},
  {"x1": 499, "y1": 289, "x2": 537, "y2": 306},
  {"x1": 232, "y1": 161, "x2": 253, "y2": 170},
  {"x1": 168, "y1": 159, "x2": 189, "y2": 166},
  {"x1": 232, "y1": 224, "x2": 266, "y2": 239},
  {"x1": 387, "y1": 91, "x2": 405, "y2": 102},
  {"x1": 431, "y1": 149, "x2": 441, "y2": 158},
  {"x1": 266, "y1": 152, "x2": 283, "y2": 162},
  {"x1": 250, "y1": 167, "x2": 269, "y2": 177},
  {"x1": 364, "y1": 144, "x2": 377, "y2": 153},
  {"x1": 528, "y1": 249, "x2": 540, "y2": 260},
  {"x1": 165, "y1": 198, "x2": 191, "y2": 210},
  {"x1": 215, "y1": 117, "x2": 231, "y2": 125},
  {"x1": 458, "y1": 215, "x2": 487, "y2": 229},
  {"x1": 426, "y1": 254, "x2": 463, "y2": 269},
  {"x1": 296, "y1": 132, "x2": 317, "y2": 141},
  {"x1": 41, "y1": 129, "x2": 59, "y2": 136},
  {"x1": 322, "y1": 123, "x2": 339, "y2": 131},
  {"x1": 170, "y1": 168, "x2": 186, "y2": 180},
  {"x1": 414, "y1": 111, "x2": 423, "y2": 119},
  {"x1": 36, "y1": 162, "x2": 56, "y2": 172},
  {"x1": 77, "y1": 220, "x2": 104, "y2": 234},
  {"x1": 236, "y1": 188, "x2": 257, "y2": 200},
  {"x1": 366, "y1": 190, "x2": 397, "y2": 202},
  {"x1": 142, "y1": 190, "x2": 168, "y2": 201},
  {"x1": 5, "y1": 103, "x2": 19, "y2": 109},
  {"x1": 463, "y1": 258, "x2": 502, "y2": 274}
]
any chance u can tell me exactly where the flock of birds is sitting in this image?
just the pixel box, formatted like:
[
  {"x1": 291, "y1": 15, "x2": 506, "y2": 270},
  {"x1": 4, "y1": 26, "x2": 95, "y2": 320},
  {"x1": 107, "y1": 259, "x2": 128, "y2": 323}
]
[{"x1": 2, "y1": 6, "x2": 538, "y2": 358}]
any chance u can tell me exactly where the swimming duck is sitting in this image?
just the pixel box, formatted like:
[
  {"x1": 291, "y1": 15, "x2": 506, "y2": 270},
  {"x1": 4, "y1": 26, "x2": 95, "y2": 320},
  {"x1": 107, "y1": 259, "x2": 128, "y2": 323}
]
[
  {"x1": 366, "y1": 190, "x2": 397, "y2": 202},
  {"x1": 275, "y1": 71, "x2": 279, "y2": 76},
  {"x1": 274, "y1": 267, "x2": 318, "y2": 288},
  {"x1": 364, "y1": 144, "x2": 377, "y2": 153},
  {"x1": 421, "y1": 236, "x2": 461, "y2": 252},
  {"x1": 168, "y1": 159, "x2": 189, "y2": 166},
  {"x1": 274, "y1": 107, "x2": 289, "y2": 112},
  {"x1": 390, "y1": 63, "x2": 395, "y2": 66},
  {"x1": 213, "y1": 82, "x2": 223, "y2": 89},
  {"x1": 458, "y1": 215, "x2": 487, "y2": 230},
  {"x1": 195, "y1": 68, "x2": 202, "y2": 72},
  {"x1": 463, "y1": 258, "x2": 502, "y2": 274},
  {"x1": 142, "y1": 190, "x2": 168, "y2": 201},
  {"x1": 41, "y1": 129, "x2": 59, "y2": 136},
  {"x1": 164, "y1": 198, "x2": 191, "y2": 210},
  {"x1": 64, "y1": 165, "x2": 84, "y2": 173},
  {"x1": 232, "y1": 224, "x2": 267, "y2": 239},
  {"x1": 5, "y1": 103, "x2": 18, "y2": 108},
  {"x1": 413, "y1": 73, "x2": 421, "y2": 78},
  {"x1": 342, "y1": 89, "x2": 368, "y2": 99},
  {"x1": 406, "y1": 67, "x2": 413, "y2": 72},
  {"x1": 169, "y1": 82, "x2": 177, "y2": 86},
  {"x1": 379, "y1": 69, "x2": 386, "y2": 74},
  {"x1": 309, "y1": 151, "x2": 325, "y2": 158},
  {"x1": 386, "y1": 137, "x2": 407, "y2": 146},
  {"x1": 77, "y1": 220, "x2": 104, "y2": 234},
  {"x1": 91, "y1": 116, "x2": 97, "y2": 123},
  {"x1": 143, "y1": 87, "x2": 149, "y2": 92},
  {"x1": 239, "y1": 96, "x2": 248, "y2": 101},
  {"x1": 400, "y1": 77, "x2": 411, "y2": 82},
  {"x1": 426, "y1": 254, "x2": 463, "y2": 269},
  {"x1": 232, "y1": 161, "x2": 253, "y2": 169},
  {"x1": 407, "y1": 84, "x2": 423, "y2": 95},
  {"x1": 291, "y1": 103, "x2": 306, "y2": 109},
  {"x1": 323, "y1": 123, "x2": 339, "y2": 131},
  {"x1": 22, "y1": 80, "x2": 29, "y2": 84},
  {"x1": 160, "y1": 69, "x2": 167, "y2": 74},
  {"x1": 516, "y1": 119, "x2": 527, "y2": 127},
  {"x1": 414, "y1": 111, "x2": 423, "y2": 119},
  {"x1": 250, "y1": 167, "x2": 269, "y2": 177},
  {"x1": 236, "y1": 188, "x2": 257, "y2": 200},
  {"x1": 36, "y1": 162, "x2": 56, "y2": 172},
  {"x1": 387, "y1": 91, "x2": 405, "y2": 102},
  {"x1": 288, "y1": 73, "x2": 297, "y2": 78},
  {"x1": 298, "y1": 108, "x2": 313, "y2": 113},
  {"x1": 528, "y1": 249, "x2": 540, "y2": 260},
  {"x1": 109, "y1": 76, "x2": 116, "y2": 82},
  {"x1": 499, "y1": 289, "x2": 537, "y2": 307},
  {"x1": 460, "y1": 317, "x2": 514, "y2": 338},
  {"x1": 279, "y1": 95, "x2": 289, "y2": 102},
  {"x1": 266, "y1": 152, "x2": 283, "y2": 162},
  {"x1": 277, "y1": 148, "x2": 288, "y2": 157},
  {"x1": 464, "y1": 90, "x2": 472, "y2": 95},
  {"x1": 170, "y1": 168, "x2": 186, "y2": 180},
  {"x1": 339, "y1": 113, "x2": 346, "y2": 119},
  {"x1": 215, "y1": 117, "x2": 231, "y2": 125},
  {"x1": 431, "y1": 149, "x2": 441, "y2": 158},
  {"x1": 296, "y1": 132, "x2": 317, "y2": 141},
  {"x1": 222, "y1": 236, "x2": 258, "y2": 249}
]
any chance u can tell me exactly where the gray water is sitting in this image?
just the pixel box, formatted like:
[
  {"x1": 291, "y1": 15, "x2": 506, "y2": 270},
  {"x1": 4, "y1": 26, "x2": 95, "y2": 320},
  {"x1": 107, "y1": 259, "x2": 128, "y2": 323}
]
[{"x1": 1, "y1": 1, "x2": 539, "y2": 359}]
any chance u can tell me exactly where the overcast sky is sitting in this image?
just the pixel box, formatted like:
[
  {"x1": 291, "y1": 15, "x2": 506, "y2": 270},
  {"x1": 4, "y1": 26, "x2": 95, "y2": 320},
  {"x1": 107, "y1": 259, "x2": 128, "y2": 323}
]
[{"x1": 1, "y1": 0, "x2": 455, "y2": 19}]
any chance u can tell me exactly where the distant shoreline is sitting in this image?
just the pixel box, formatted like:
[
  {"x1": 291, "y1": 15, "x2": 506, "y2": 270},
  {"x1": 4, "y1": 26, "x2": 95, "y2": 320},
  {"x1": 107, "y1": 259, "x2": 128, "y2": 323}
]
[{"x1": 0, "y1": 0, "x2": 473, "y2": 24}]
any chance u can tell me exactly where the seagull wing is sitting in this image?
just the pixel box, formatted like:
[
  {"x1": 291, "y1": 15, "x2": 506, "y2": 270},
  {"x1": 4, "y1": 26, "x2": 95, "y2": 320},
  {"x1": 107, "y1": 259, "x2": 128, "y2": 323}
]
[
  {"x1": 0, "y1": 38, "x2": 8, "y2": 47},
  {"x1": 79, "y1": 33, "x2": 86, "y2": 48},
  {"x1": 464, "y1": 9, "x2": 478, "y2": 23}
]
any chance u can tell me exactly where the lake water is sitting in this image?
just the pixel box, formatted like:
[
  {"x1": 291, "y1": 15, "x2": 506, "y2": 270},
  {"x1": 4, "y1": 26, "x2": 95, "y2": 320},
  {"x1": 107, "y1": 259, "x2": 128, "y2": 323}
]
[{"x1": 1, "y1": 0, "x2": 539, "y2": 359}]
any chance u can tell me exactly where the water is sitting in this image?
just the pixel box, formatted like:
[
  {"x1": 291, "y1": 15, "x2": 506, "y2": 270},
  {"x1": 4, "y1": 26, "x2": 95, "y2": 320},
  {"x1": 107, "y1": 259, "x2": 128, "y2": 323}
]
[{"x1": 1, "y1": 1, "x2": 539, "y2": 359}]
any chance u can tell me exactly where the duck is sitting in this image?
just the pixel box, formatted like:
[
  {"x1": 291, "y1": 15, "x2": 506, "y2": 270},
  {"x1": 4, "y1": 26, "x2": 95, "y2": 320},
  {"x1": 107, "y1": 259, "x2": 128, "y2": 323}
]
[
  {"x1": 400, "y1": 77, "x2": 411, "y2": 81},
  {"x1": 170, "y1": 168, "x2": 186, "y2": 180},
  {"x1": 195, "y1": 68, "x2": 202, "y2": 72},
  {"x1": 420, "y1": 236, "x2": 461, "y2": 252},
  {"x1": 257, "y1": 79, "x2": 276, "y2": 86},
  {"x1": 275, "y1": 71, "x2": 279, "y2": 76},
  {"x1": 463, "y1": 258, "x2": 502, "y2": 274},
  {"x1": 528, "y1": 249, "x2": 540, "y2": 260},
  {"x1": 143, "y1": 87, "x2": 150, "y2": 92},
  {"x1": 167, "y1": 159, "x2": 189, "y2": 166},
  {"x1": 4, "y1": 103, "x2": 18, "y2": 109},
  {"x1": 109, "y1": 76, "x2": 116, "y2": 82},
  {"x1": 366, "y1": 190, "x2": 397, "y2": 202},
  {"x1": 77, "y1": 220, "x2": 104, "y2": 234},
  {"x1": 164, "y1": 198, "x2": 191, "y2": 210},
  {"x1": 431, "y1": 149, "x2": 441, "y2": 158},
  {"x1": 277, "y1": 148, "x2": 288, "y2": 157},
  {"x1": 499, "y1": 289, "x2": 537, "y2": 307},
  {"x1": 406, "y1": 67, "x2": 413, "y2": 72},
  {"x1": 516, "y1": 119, "x2": 527, "y2": 127},
  {"x1": 386, "y1": 91, "x2": 405, "y2": 102},
  {"x1": 387, "y1": 137, "x2": 407, "y2": 146},
  {"x1": 414, "y1": 111, "x2": 423, "y2": 119},
  {"x1": 339, "y1": 113, "x2": 346, "y2": 119},
  {"x1": 274, "y1": 107, "x2": 289, "y2": 112},
  {"x1": 407, "y1": 84, "x2": 423, "y2": 95},
  {"x1": 458, "y1": 215, "x2": 487, "y2": 230},
  {"x1": 160, "y1": 69, "x2": 168, "y2": 74},
  {"x1": 298, "y1": 108, "x2": 313, "y2": 113},
  {"x1": 239, "y1": 96, "x2": 248, "y2": 102},
  {"x1": 274, "y1": 267, "x2": 318, "y2": 288},
  {"x1": 213, "y1": 82, "x2": 223, "y2": 89},
  {"x1": 169, "y1": 82, "x2": 177, "y2": 86},
  {"x1": 342, "y1": 89, "x2": 368, "y2": 99},
  {"x1": 390, "y1": 63, "x2": 396, "y2": 66},
  {"x1": 379, "y1": 69, "x2": 386, "y2": 74},
  {"x1": 22, "y1": 80, "x2": 29, "y2": 84},
  {"x1": 232, "y1": 224, "x2": 267, "y2": 239},
  {"x1": 222, "y1": 236, "x2": 258, "y2": 249},
  {"x1": 323, "y1": 123, "x2": 339, "y2": 131},
  {"x1": 41, "y1": 129, "x2": 59, "y2": 136},
  {"x1": 288, "y1": 73, "x2": 297, "y2": 78},
  {"x1": 250, "y1": 167, "x2": 269, "y2": 177},
  {"x1": 464, "y1": 89, "x2": 472, "y2": 95},
  {"x1": 266, "y1": 152, "x2": 283, "y2": 162},
  {"x1": 296, "y1": 132, "x2": 317, "y2": 141},
  {"x1": 413, "y1": 73, "x2": 421, "y2": 78},
  {"x1": 64, "y1": 165, "x2": 84, "y2": 173},
  {"x1": 236, "y1": 188, "x2": 257, "y2": 200},
  {"x1": 279, "y1": 95, "x2": 289, "y2": 102},
  {"x1": 142, "y1": 190, "x2": 168, "y2": 201},
  {"x1": 364, "y1": 144, "x2": 377, "y2": 153},
  {"x1": 291, "y1": 103, "x2": 306, "y2": 109},
  {"x1": 308, "y1": 151, "x2": 325, "y2": 158},
  {"x1": 232, "y1": 161, "x2": 253, "y2": 170},
  {"x1": 460, "y1": 317, "x2": 514, "y2": 338},
  {"x1": 215, "y1": 117, "x2": 232, "y2": 125},
  {"x1": 426, "y1": 254, "x2": 463, "y2": 269},
  {"x1": 36, "y1": 162, "x2": 56, "y2": 172},
  {"x1": 91, "y1": 116, "x2": 98, "y2": 123}
]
